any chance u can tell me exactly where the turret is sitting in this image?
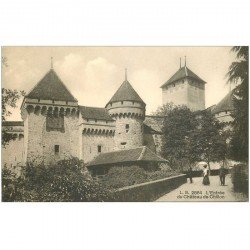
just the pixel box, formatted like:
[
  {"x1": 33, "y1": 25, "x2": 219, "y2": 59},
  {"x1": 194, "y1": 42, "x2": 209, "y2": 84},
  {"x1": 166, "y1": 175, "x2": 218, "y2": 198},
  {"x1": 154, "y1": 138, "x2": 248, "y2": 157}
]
[
  {"x1": 21, "y1": 60, "x2": 80, "y2": 164},
  {"x1": 161, "y1": 57, "x2": 206, "y2": 111},
  {"x1": 105, "y1": 69, "x2": 146, "y2": 150}
]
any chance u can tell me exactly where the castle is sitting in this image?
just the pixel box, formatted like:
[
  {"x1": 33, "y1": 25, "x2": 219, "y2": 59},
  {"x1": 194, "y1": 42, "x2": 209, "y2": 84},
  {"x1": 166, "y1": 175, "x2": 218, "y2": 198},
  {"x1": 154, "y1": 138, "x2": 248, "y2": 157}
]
[{"x1": 2, "y1": 60, "x2": 233, "y2": 170}]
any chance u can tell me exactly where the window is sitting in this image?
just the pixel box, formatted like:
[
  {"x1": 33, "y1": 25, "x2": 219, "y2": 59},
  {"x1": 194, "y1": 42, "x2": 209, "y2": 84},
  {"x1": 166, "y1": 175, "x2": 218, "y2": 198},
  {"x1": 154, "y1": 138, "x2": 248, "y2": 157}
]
[
  {"x1": 95, "y1": 119, "x2": 97, "y2": 123},
  {"x1": 52, "y1": 100, "x2": 55, "y2": 104},
  {"x1": 125, "y1": 124, "x2": 129, "y2": 133},
  {"x1": 66, "y1": 101, "x2": 68, "y2": 105},
  {"x1": 98, "y1": 145, "x2": 102, "y2": 153},
  {"x1": 121, "y1": 142, "x2": 127, "y2": 145},
  {"x1": 46, "y1": 115, "x2": 65, "y2": 132},
  {"x1": 121, "y1": 101, "x2": 123, "y2": 105},
  {"x1": 55, "y1": 145, "x2": 60, "y2": 155}
]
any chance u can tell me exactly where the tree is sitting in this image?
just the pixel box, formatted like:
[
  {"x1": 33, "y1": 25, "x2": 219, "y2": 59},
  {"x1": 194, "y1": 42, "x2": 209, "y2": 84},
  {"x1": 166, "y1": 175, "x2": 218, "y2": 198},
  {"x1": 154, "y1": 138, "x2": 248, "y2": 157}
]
[
  {"x1": 161, "y1": 106, "x2": 199, "y2": 171},
  {"x1": 2, "y1": 158, "x2": 114, "y2": 202},
  {"x1": 227, "y1": 46, "x2": 248, "y2": 162},
  {"x1": 2, "y1": 57, "x2": 25, "y2": 146},
  {"x1": 194, "y1": 110, "x2": 227, "y2": 172}
]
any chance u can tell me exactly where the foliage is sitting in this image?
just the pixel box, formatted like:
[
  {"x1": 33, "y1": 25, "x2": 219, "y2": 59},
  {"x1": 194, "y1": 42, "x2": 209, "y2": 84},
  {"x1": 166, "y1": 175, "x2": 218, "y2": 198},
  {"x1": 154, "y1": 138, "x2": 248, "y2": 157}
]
[
  {"x1": 2, "y1": 167, "x2": 18, "y2": 201},
  {"x1": 2, "y1": 158, "x2": 114, "y2": 202},
  {"x1": 100, "y1": 165, "x2": 148, "y2": 189},
  {"x1": 231, "y1": 164, "x2": 248, "y2": 196},
  {"x1": 194, "y1": 110, "x2": 227, "y2": 170},
  {"x1": 1, "y1": 88, "x2": 26, "y2": 146},
  {"x1": 227, "y1": 46, "x2": 248, "y2": 162},
  {"x1": 152, "y1": 102, "x2": 175, "y2": 116},
  {"x1": 100, "y1": 164, "x2": 179, "y2": 189},
  {"x1": 157, "y1": 104, "x2": 227, "y2": 171},
  {"x1": 161, "y1": 106, "x2": 199, "y2": 170}
]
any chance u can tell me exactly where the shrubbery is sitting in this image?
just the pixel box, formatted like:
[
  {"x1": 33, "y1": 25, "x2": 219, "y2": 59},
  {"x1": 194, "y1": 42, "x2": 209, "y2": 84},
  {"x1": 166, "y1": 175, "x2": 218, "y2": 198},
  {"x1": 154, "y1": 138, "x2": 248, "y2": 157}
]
[
  {"x1": 231, "y1": 164, "x2": 248, "y2": 196},
  {"x1": 99, "y1": 164, "x2": 179, "y2": 189},
  {"x1": 2, "y1": 158, "x2": 114, "y2": 202}
]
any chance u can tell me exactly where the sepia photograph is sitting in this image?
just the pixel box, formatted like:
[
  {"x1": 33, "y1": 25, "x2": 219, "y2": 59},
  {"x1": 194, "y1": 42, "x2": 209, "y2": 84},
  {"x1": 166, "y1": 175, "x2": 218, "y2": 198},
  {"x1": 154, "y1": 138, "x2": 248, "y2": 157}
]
[{"x1": 1, "y1": 46, "x2": 248, "y2": 202}]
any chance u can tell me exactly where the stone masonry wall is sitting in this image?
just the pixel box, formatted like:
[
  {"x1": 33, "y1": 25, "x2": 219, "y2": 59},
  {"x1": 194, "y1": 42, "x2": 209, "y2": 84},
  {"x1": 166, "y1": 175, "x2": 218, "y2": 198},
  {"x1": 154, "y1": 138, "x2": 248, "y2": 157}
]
[
  {"x1": 162, "y1": 79, "x2": 188, "y2": 107},
  {"x1": 2, "y1": 136, "x2": 25, "y2": 168},
  {"x1": 114, "y1": 116, "x2": 144, "y2": 150},
  {"x1": 25, "y1": 112, "x2": 80, "y2": 165},
  {"x1": 82, "y1": 133, "x2": 115, "y2": 163}
]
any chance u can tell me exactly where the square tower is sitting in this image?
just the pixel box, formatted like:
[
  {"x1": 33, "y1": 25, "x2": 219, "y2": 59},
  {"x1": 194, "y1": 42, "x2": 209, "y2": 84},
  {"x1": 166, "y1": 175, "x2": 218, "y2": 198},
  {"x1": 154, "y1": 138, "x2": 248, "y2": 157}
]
[{"x1": 161, "y1": 63, "x2": 206, "y2": 111}]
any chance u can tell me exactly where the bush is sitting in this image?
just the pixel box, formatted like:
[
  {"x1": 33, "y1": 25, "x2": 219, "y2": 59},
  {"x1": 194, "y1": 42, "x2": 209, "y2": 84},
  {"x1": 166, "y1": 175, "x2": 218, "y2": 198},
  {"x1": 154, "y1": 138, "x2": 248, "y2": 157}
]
[
  {"x1": 231, "y1": 164, "x2": 248, "y2": 196},
  {"x1": 2, "y1": 158, "x2": 114, "y2": 202},
  {"x1": 100, "y1": 164, "x2": 180, "y2": 189},
  {"x1": 100, "y1": 165, "x2": 148, "y2": 189}
]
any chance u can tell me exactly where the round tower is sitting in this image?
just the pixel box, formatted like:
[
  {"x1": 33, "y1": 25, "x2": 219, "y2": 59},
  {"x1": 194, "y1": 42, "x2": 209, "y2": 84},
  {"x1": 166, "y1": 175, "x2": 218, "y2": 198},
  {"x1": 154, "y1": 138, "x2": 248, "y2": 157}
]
[{"x1": 105, "y1": 69, "x2": 146, "y2": 150}]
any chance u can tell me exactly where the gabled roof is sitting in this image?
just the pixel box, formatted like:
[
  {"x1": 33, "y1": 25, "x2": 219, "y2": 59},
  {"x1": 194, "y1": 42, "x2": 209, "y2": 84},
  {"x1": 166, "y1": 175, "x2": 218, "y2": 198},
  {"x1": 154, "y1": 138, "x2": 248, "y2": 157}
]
[
  {"x1": 211, "y1": 90, "x2": 236, "y2": 114},
  {"x1": 106, "y1": 80, "x2": 145, "y2": 107},
  {"x1": 26, "y1": 69, "x2": 77, "y2": 102},
  {"x1": 2, "y1": 121, "x2": 24, "y2": 126},
  {"x1": 161, "y1": 66, "x2": 206, "y2": 88},
  {"x1": 87, "y1": 146, "x2": 167, "y2": 167},
  {"x1": 144, "y1": 116, "x2": 164, "y2": 134},
  {"x1": 79, "y1": 106, "x2": 114, "y2": 121}
]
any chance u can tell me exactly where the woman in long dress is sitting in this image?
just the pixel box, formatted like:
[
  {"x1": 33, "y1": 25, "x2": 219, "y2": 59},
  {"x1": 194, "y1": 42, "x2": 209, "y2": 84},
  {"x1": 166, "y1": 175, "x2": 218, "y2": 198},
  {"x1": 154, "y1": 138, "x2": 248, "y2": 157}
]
[{"x1": 202, "y1": 165, "x2": 210, "y2": 185}]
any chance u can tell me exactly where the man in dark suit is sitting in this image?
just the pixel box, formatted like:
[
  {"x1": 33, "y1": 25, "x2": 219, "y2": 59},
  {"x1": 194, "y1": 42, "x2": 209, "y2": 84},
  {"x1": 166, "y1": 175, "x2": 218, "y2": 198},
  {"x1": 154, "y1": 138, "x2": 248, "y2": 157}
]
[
  {"x1": 219, "y1": 165, "x2": 226, "y2": 186},
  {"x1": 188, "y1": 166, "x2": 193, "y2": 183}
]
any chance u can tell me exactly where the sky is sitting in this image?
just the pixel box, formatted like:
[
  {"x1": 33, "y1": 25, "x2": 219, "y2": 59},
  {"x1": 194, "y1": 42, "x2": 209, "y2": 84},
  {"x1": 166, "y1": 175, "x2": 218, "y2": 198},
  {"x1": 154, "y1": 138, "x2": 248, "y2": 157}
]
[{"x1": 2, "y1": 46, "x2": 236, "y2": 121}]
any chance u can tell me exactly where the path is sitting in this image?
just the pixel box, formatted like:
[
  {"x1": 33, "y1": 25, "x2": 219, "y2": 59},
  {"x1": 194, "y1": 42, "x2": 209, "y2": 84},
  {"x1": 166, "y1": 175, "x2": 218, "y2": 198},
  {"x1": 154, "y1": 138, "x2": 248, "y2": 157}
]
[{"x1": 156, "y1": 175, "x2": 248, "y2": 202}]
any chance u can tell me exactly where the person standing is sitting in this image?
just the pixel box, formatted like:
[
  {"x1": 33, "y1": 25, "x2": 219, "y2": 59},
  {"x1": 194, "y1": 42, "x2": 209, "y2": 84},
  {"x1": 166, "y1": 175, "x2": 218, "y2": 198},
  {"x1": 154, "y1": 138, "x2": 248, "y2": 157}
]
[
  {"x1": 219, "y1": 165, "x2": 226, "y2": 186},
  {"x1": 202, "y1": 165, "x2": 210, "y2": 185},
  {"x1": 188, "y1": 166, "x2": 193, "y2": 183}
]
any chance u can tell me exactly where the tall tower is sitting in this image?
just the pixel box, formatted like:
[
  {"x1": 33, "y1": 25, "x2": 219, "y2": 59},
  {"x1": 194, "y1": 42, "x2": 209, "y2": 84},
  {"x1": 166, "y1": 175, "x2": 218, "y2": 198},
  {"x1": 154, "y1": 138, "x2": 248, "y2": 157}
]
[
  {"x1": 106, "y1": 70, "x2": 146, "y2": 150},
  {"x1": 161, "y1": 58, "x2": 206, "y2": 111},
  {"x1": 21, "y1": 62, "x2": 80, "y2": 165}
]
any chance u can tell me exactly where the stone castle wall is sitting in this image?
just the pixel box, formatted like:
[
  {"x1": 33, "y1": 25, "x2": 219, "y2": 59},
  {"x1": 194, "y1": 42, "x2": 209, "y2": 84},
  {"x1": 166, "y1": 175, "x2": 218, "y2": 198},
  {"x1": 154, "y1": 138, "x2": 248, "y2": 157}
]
[
  {"x1": 162, "y1": 78, "x2": 205, "y2": 111},
  {"x1": 114, "y1": 116, "x2": 144, "y2": 150},
  {"x1": 2, "y1": 135, "x2": 25, "y2": 168},
  {"x1": 187, "y1": 79, "x2": 205, "y2": 111},
  {"x1": 82, "y1": 133, "x2": 115, "y2": 163},
  {"x1": 162, "y1": 79, "x2": 188, "y2": 107}
]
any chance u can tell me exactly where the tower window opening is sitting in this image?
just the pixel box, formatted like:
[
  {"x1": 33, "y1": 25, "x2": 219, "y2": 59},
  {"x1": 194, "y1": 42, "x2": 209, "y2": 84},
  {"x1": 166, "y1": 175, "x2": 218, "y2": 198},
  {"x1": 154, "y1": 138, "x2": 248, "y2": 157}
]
[
  {"x1": 66, "y1": 101, "x2": 68, "y2": 105},
  {"x1": 54, "y1": 145, "x2": 60, "y2": 155},
  {"x1": 121, "y1": 101, "x2": 124, "y2": 105},
  {"x1": 52, "y1": 100, "x2": 55, "y2": 104},
  {"x1": 125, "y1": 124, "x2": 129, "y2": 133},
  {"x1": 98, "y1": 145, "x2": 102, "y2": 153}
]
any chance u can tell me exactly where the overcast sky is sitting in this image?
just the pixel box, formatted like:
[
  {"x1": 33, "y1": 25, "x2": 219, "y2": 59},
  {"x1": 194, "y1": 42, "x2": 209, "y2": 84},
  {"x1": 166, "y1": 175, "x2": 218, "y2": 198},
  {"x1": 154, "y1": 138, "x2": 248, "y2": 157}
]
[{"x1": 2, "y1": 46, "x2": 236, "y2": 121}]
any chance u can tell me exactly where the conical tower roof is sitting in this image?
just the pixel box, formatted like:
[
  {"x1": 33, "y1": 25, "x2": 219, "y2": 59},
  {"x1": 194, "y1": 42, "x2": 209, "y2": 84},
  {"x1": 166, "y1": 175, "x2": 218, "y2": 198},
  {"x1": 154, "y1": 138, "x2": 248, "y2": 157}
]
[
  {"x1": 211, "y1": 90, "x2": 236, "y2": 114},
  {"x1": 26, "y1": 69, "x2": 77, "y2": 102},
  {"x1": 161, "y1": 66, "x2": 206, "y2": 88},
  {"x1": 106, "y1": 80, "x2": 145, "y2": 107}
]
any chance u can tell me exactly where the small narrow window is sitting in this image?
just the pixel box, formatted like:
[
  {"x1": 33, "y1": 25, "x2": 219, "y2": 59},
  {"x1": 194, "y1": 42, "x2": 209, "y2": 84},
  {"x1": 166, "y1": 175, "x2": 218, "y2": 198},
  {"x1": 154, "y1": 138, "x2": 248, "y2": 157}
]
[
  {"x1": 121, "y1": 142, "x2": 127, "y2": 145},
  {"x1": 52, "y1": 100, "x2": 55, "y2": 104},
  {"x1": 95, "y1": 119, "x2": 97, "y2": 123},
  {"x1": 66, "y1": 101, "x2": 68, "y2": 105},
  {"x1": 121, "y1": 101, "x2": 123, "y2": 105},
  {"x1": 38, "y1": 98, "x2": 40, "y2": 102},
  {"x1": 55, "y1": 145, "x2": 60, "y2": 155},
  {"x1": 125, "y1": 124, "x2": 129, "y2": 133},
  {"x1": 98, "y1": 145, "x2": 102, "y2": 153},
  {"x1": 132, "y1": 101, "x2": 135, "y2": 105}
]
